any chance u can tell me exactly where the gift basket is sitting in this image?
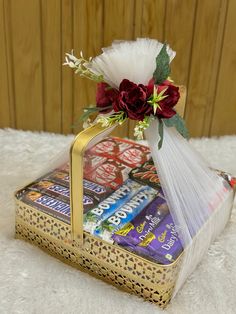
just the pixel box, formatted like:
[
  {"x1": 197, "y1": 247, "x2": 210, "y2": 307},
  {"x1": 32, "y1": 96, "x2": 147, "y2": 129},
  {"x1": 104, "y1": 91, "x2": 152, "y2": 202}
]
[{"x1": 15, "y1": 39, "x2": 235, "y2": 308}]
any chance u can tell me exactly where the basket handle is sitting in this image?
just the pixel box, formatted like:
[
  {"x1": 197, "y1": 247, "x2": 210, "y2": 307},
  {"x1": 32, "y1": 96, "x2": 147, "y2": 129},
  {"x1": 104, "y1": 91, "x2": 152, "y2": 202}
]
[{"x1": 70, "y1": 123, "x2": 116, "y2": 245}]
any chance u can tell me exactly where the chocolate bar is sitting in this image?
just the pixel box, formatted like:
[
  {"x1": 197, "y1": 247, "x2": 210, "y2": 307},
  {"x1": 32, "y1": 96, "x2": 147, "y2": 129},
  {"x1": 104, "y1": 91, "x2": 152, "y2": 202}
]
[
  {"x1": 87, "y1": 137, "x2": 151, "y2": 168},
  {"x1": 116, "y1": 145, "x2": 151, "y2": 168},
  {"x1": 83, "y1": 179, "x2": 143, "y2": 233},
  {"x1": 94, "y1": 186, "x2": 157, "y2": 243},
  {"x1": 129, "y1": 214, "x2": 183, "y2": 264},
  {"x1": 20, "y1": 190, "x2": 71, "y2": 224},
  {"x1": 29, "y1": 180, "x2": 70, "y2": 203},
  {"x1": 142, "y1": 159, "x2": 155, "y2": 170},
  {"x1": 129, "y1": 162, "x2": 161, "y2": 189},
  {"x1": 87, "y1": 137, "x2": 133, "y2": 157},
  {"x1": 44, "y1": 170, "x2": 70, "y2": 187},
  {"x1": 83, "y1": 194, "x2": 98, "y2": 213},
  {"x1": 83, "y1": 179, "x2": 112, "y2": 202},
  {"x1": 84, "y1": 155, "x2": 107, "y2": 175},
  {"x1": 20, "y1": 189, "x2": 97, "y2": 223},
  {"x1": 84, "y1": 158, "x2": 131, "y2": 190},
  {"x1": 112, "y1": 193, "x2": 169, "y2": 246},
  {"x1": 30, "y1": 177, "x2": 110, "y2": 204}
]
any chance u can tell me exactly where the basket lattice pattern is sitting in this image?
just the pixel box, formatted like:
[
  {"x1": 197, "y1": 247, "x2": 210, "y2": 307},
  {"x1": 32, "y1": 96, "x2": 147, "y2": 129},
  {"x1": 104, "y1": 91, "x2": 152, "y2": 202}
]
[{"x1": 15, "y1": 200, "x2": 182, "y2": 308}]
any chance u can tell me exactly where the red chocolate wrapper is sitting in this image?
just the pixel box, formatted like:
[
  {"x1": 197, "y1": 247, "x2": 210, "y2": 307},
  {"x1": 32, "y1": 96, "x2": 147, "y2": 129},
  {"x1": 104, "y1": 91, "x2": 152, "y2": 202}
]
[
  {"x1": 116, "y1": 145, "x2": 151, "y2": 168},
  {"x1": 87, "y1": 137, "x2": 150, "y2": 168},
  {"x1": 84, "y1": 158, "x2": 131, "y2": 190},
  {"x1": 84, "y1": 155, "x2": 107, "y2": 175},
  {"x1": 87, "y1": 137, "x2": 133, "y2": 157}
]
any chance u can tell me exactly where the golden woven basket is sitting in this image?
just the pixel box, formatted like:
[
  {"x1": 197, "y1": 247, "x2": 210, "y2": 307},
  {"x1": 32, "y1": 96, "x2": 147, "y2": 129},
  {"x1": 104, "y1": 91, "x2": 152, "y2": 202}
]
[
  {"x1": 15, "y1": 121, "x2": 183, "y2": 308},
  {"x1": 14, "y1": 87, "x2": 234, "y2": 308}
]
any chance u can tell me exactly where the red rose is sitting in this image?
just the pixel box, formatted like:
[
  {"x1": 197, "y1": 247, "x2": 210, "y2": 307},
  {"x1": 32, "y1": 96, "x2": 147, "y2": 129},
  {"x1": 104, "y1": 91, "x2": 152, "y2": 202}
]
[
  {"x1": 96, "y1": 82, "x2": 118, "y2": 112},
  {"x1": 96, "y1": 79, "x2": 180, "y2": 121},
  {"x1": 155, "y1": 81, "x2": 180, "y2": 119},
  {"x1": 113, "y1": 79, "x2": 154, "y2": 121}
]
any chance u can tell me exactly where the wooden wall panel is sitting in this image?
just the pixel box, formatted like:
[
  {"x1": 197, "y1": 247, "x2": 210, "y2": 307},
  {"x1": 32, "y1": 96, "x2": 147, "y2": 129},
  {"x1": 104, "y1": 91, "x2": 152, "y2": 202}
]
[
  {"x1": 72, "y1": 0, "x2": 103, "y2": 134},
  {"x1": 41, "y1": 0, "x2": 62, "y2": 133},
  {"x1": 61, "y1": 0, "x2": 73, "y2": 134},
  {"x1": 0, "y1": 0, "x2": 236, "y2": 137},
  {"x1": 164, "y1": 0, "x2": 197, "y2": 85},
  {"x1": 103, "y1": 0, "x2": 135, "y2": 138},
  {"x1": 0, "y1": 0, "x2": 11, "y2": 127},
  {"x1": 6, "y1": 0, "x2": 44, "y2": 131},
  {"x1": 140, "y1": 0, "x2": 165, "y2": 40},
  {"x1": 210, "y1": 0, "x2": 236, "y2": 136},
  {"x1": 129, "y1": 0, "x2": 165, "y2": 138},
  {"x1": 185, "y1": 0, "x2": 228, "y2": 137}
]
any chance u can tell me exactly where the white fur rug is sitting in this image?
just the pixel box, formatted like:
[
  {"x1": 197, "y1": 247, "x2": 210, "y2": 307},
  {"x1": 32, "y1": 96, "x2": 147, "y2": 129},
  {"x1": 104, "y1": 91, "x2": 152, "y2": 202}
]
[{"x1": 1, "y1": 128, "x2": 236, "y2": 314}]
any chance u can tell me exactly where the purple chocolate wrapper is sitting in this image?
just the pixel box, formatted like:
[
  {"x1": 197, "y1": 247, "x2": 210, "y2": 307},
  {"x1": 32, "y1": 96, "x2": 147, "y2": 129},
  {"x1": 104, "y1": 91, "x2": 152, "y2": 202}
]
[
  {"x1": 137, "y1": 214, "x2": 183, "y2": 264},
  {"x1": 115, "y1": 214, "x2": 183, "y2": 265},
  {"x1": 112, "y1": 194, "x2": 169, "y2": 246}
]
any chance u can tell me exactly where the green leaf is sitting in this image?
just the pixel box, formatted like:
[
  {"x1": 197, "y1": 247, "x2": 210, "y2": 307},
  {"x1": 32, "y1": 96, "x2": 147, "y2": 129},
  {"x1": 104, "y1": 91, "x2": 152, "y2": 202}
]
[
  {"x1": 158, "y1": 119, "x2": 164, "y2": 149},
  {"x1": 163, "y1": 113, "x2": 189, "y2": 139},
  {"x1": 80, "y1": 107, "x2": 99, "y2": 122},
  {"x1": 153, "y1": 43, "x2": 171, "y2": 85}
]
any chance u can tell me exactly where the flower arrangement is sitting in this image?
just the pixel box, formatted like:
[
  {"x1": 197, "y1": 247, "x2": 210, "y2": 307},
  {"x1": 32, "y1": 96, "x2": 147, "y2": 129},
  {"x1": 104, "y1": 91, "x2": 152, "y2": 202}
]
[{"x1": 64, "y1": 39, "x2": 188, "y2": 148}]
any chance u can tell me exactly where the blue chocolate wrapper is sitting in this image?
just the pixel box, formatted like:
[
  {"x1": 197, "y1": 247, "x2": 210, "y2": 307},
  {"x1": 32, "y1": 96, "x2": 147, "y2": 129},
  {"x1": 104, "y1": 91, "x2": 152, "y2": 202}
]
[
  {"x1": 94, "y1": 185, "x2": 157, "y2": 242},
  {"x1": 131, "y1": 214, "x2": 183, "y2": 264},
  {"x1": 83, "y1": 179, "x2": 143, "y2": 233},
  {"x1": 112, "y1": 194, "x2": 169, "y2": 246}
]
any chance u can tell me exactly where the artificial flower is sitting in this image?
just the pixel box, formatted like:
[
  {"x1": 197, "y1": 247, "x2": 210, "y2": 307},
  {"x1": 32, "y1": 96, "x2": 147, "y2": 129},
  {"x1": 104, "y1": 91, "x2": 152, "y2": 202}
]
[
  {"x1": 113, "y1": 79, "x2": 154, "y2": 120},
  {"x1": 96, "y1": 82, "x2": 118, "y2": 113},
  {"x1": 155, "y1": 81, "x2": 180, "y2": 119}
]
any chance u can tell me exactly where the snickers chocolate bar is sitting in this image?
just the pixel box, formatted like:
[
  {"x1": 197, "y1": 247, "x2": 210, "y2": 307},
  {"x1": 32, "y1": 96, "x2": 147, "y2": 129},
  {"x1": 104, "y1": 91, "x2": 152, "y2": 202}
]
[
  {"x1": 29, "y1": 180, "x2": 70, "y2": 203},
  {"x1": 83, "y1": 179, "x2": 112, "y2": 202},
  {"x1": 44, "y1": 170, "x2": 70, "y2": 187},
  {"x1": 83, "y1": 194, "x2": 98, "y2": 213},
  {"x1": 20, "y1": 190, "x2": 71, "y2": 224}
]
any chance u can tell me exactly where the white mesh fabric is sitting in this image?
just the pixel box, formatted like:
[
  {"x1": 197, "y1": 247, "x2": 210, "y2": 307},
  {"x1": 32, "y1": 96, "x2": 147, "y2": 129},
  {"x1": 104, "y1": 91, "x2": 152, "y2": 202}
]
[{"x1": 145, "y1": 119, "x2": 233, "y2": 295}]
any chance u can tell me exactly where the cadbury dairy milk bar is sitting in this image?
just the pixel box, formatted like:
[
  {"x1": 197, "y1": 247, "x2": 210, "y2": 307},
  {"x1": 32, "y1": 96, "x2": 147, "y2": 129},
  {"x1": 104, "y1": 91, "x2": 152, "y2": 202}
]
[
  {"x1": 83, "y1": 179, "x2": 143, "y2": 233},
  {"x1": 112, "y1": 193, "x2": 169, "y2": 246},
  {"x1": 131, "y1": 214, "x2": 183, "y2": 264},
  {"x1": 94, "y1": 185, "x2": 157, "y2": 243}
]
